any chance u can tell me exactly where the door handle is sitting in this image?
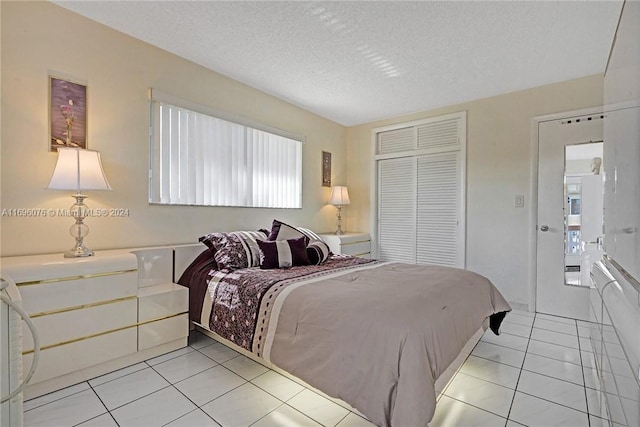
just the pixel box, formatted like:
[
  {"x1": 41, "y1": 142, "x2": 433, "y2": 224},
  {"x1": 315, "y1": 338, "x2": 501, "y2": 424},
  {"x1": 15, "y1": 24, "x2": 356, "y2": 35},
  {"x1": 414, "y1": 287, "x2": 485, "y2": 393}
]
[{"x1": 540, "y1": 225, "x2": 549, "y2": 232}]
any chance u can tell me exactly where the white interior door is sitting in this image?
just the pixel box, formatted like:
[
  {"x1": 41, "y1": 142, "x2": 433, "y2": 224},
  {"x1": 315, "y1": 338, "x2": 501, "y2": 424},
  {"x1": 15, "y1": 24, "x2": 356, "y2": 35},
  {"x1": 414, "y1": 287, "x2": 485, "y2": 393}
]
[{"x1": 536, "y1": 116, "x2": 603, "y2": 320}]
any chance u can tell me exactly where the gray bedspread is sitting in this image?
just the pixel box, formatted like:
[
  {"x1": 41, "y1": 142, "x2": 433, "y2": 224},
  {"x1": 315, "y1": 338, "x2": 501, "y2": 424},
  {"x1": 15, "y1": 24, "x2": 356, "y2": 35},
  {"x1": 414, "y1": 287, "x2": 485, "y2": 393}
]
[{"x1": 260, "y1": 262, "x2": 511, "y2": 427}]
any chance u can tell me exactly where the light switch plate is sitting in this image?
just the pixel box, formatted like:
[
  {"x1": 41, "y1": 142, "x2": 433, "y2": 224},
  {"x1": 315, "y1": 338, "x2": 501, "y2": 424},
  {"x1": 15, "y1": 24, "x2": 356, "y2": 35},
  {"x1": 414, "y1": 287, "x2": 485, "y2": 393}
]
[{"x1": 515, "y1": 195, "x2": 525, "y2": 208}]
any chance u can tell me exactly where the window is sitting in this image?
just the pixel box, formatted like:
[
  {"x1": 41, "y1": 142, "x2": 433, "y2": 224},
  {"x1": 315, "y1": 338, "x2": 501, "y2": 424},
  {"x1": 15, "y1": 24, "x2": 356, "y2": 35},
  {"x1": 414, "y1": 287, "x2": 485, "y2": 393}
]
[{"x1": 149, "y1": 90, "x2": 302, "y2": 208}]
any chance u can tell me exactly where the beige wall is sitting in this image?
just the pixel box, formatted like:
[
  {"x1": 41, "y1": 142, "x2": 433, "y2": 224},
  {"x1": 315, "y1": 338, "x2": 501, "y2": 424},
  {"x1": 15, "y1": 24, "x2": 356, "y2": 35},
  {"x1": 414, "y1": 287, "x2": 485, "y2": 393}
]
[
  {"x1": 346, "y1": 75, "x2": 604, "y2": 305},
  {"x1": 0, "y1": 2, "x2": 347, "y2": 256}
]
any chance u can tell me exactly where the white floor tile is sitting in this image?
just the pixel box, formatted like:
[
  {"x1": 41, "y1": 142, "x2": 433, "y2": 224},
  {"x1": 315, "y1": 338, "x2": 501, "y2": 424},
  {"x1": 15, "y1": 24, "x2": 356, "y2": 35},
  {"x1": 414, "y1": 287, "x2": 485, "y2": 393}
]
[
  {"x1": 201, "y1": 382, "x2": 282, "y2": 427},
  {"x1": 335, "y1": 412, "x2": 377, "y2": 427},
  {"x1": 504, "y1": 313, "x2": 535, "y2": 327},
  {"x1": 89, "y1": 362, "x2": 148, "y2": 387},
  {"x1": 480, "y1": 329, "x2": 529, "y2": 352},
  {"x1": 222, "y1": 354, "x2": 270, "y2": 380},
  {"x1": 430, "y1": 395, "x2": 507, "y2": 427},
  {"x1": 530, "y1": 328, "x2": 580, "y2": 349},
  {"x1": 516, "y1": 370, "x2": 587, "y2": 412},
  {"x1": 174, "y1": 365, "x2": 246, "y2": 407},
  {"x1": 444, "y1": 372, "x2": 514, "y2": 417},
  {"x1": 253, "y1": 404, "x2": 323, "y2": 427},
  {"x1": 609, "y1": 355, "x2": 636, "y2": 378},
  {"x1": 471, "y1": 341, "x2": 526, "y2": 368},
  {"x1": 605, "y1": 393, "x2": 630, "y2": 425},
  {"x1": 526, "y1": 339, "x2": 582, "y2": 366},
  {"x1": 252, "y1": 370, "x2": 306, "y2": 401},
  {"x1": 287, "y1": 389, "x2": 350, "y2": 427},
  {"x1": 153, "y1": 350, "x2": 218, "y2": 383},
  {"x1": 535, "y1": 313, "x2": 576, "y2": 325},
  {"x1": 110, "y1": 386, "x2": 196, "y2": 427},
  {"x1": 579, "y1": 336, "x2": 594, "y2": 352},
  {"x1": 511, "y1": 309, "x2": 535, "y2": 318},
  {"x1": 93, "y1": 367, "x2": 170, "y2": 410},
  {"x1": 146, "y1": 346, "x2": 195, "y2": 366},
  {"x1": 198, "y1": 340, "x2": 241, "y2": 363},
  {"x1": 585, "y1": 388, "x2": 609, "y2": 419},
  {"x1": 24, "y1": 389, "x2": 107, "y2": 427},
  {"x1": 589, "y1": 415, "x2": 626, "y2": 427},
  {"x1": 577, "y1": 325, "x2": 595, "y2": 338},
  {"x1": 189, "y1": 330, "x2": 218, "y2": 349},
  {"x1": 76, "y1": 413, "x2": 119, "y2": 426},
  {"x1": 621, "y1": 396, "x2": 639, "y2": 426},
  {"x1": 499, "y1": 322, "x2": 532, "y2": 338},
  {"x1": 165, "y1": 408, "x2": 222, "y2": 426},
  {"x1": 581, "y1": 350, "x2": 597, "y2": 369},
  {"x1": 509, "y1": 392, "x2": 589, "y2": 427},
  {"x1": 24, "y1": 381, "x2": 90, "y2": 411},
  {"x1": 458, "y1": 356, "x2": 520, "y2": 389},
  {"x1": 583, "y1": 366, "x2": 602, "y2": 390},
  {"x1": 533, "y1": 318, "x2": 577, "y2": 336},
  {"x1": 523, "y1": 353, "x2": 584, "y2": 386}
]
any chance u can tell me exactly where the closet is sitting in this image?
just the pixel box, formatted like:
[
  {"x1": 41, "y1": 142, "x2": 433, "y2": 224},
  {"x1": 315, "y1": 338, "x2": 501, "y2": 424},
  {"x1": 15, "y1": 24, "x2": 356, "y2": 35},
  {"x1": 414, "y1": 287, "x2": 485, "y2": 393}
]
[{"x1": 373, "y1": 112, "x2": 466, "y2": 268}]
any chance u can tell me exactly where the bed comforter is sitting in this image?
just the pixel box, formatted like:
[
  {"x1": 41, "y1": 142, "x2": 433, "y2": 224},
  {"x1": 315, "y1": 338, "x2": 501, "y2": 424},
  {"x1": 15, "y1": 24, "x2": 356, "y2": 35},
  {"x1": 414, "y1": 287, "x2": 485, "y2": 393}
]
[{"x1": 180, "y1": 255, "x2": 510, "y2": 427}]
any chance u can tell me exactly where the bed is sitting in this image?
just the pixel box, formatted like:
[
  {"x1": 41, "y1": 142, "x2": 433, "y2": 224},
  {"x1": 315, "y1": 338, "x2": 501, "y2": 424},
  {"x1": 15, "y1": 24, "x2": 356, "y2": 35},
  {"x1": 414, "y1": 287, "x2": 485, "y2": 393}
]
[{"x1": 176, "y1": 222, "x2": 511, "y2": 427}]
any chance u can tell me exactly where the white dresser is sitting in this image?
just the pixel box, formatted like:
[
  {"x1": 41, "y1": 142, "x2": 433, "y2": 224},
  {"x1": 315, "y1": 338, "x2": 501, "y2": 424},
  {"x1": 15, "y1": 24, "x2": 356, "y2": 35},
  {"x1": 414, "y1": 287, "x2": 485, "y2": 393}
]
[
  {"x1": 590, "y1": 259, "x2": 640, "y2": 426},
  {"x1": 319, "y1": 232, "x2": 371, "y2": 258},
  {"x1": 1, "y1": 247, "x2": 189, "y2": 399}
]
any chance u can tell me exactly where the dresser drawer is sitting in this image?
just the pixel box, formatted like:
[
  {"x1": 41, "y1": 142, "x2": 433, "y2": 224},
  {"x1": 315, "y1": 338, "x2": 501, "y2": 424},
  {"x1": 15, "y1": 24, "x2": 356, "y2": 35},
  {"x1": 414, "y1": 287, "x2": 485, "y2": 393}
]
[
  {"x1": 17, "y1": 271, "x2": 138, "y2": 315},
  {"x1": 320, "y1": 233, "x2": 371, "y2": 257},
  {"x1": 341, "y1": 241, "x2": 371, "y2": 257},
  {"x1": 139, "y1": 313, "x2": 189, "y2": 351},
  {"x1": 23, "y1": 327, "x2": 137, "y2": 384},
  {"x1": 138, "y1": 283, "x2": 189, "y2": 322},
  {"x1": 22, "y1": 298, "x2": 137, "y2": 352}
]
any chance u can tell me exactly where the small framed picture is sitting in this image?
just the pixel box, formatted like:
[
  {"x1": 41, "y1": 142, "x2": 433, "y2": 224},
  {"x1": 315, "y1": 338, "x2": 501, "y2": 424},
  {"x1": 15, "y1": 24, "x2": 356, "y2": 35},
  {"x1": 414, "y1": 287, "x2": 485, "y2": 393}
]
[
  {"x1": 322, "y1": 151, "x2": 331, "y2": 187},
  {"x1": 50, "y1": 76, "x2": 87, "y2": 151}
]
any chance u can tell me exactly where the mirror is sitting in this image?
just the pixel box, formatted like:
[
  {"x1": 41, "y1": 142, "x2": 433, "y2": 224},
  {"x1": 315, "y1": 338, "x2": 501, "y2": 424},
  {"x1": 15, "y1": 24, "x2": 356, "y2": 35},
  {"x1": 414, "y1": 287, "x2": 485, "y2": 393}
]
[{"x1": 564, "y1": 142, "x2": 604, "y2": 287}]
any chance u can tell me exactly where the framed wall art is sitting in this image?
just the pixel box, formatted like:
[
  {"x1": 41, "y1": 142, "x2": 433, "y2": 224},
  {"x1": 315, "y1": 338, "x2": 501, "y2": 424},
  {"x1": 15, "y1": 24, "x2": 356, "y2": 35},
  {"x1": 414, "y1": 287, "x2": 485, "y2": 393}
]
[
  {"x1": 322, "y1": 151, "x2": 331, "y2": 187},
  {"x1": 50, "y1": 76, "x2": 87, "y2": 151}
]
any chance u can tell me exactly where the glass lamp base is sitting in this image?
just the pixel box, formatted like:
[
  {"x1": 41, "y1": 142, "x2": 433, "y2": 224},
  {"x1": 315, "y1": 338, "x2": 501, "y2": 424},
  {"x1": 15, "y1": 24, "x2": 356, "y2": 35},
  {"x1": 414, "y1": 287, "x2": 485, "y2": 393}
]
[
  {"x1": 64, "y1": 244, "x2": 94, "y2": 258},
  {"x1": 64, "y1": 194, "x2": 94, "y2": 258}
]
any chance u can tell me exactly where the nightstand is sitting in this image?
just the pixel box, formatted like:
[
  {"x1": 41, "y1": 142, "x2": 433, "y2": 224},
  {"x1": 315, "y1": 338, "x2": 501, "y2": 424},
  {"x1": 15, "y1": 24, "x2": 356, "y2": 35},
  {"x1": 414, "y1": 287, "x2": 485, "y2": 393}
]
[
  {"x1": 319, "y1": 232, "x2": 371, "y2": 258},
  {"x1": 1, "y1": 247, "x2": 188, "y2": 399}
]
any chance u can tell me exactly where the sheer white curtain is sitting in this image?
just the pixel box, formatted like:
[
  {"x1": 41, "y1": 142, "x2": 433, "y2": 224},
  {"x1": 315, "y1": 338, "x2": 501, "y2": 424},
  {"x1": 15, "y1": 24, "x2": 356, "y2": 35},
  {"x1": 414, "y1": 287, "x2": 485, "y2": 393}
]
[{"x1": 150, "y1": 93, "x2": 302, "y2": 209}]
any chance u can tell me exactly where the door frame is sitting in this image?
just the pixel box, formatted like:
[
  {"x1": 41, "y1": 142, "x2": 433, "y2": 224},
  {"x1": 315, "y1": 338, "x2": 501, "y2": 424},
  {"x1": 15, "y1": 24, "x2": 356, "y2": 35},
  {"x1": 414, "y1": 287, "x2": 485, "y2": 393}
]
[{"x1": 528, "y1": 106, "x2": 604, "y2": 313}]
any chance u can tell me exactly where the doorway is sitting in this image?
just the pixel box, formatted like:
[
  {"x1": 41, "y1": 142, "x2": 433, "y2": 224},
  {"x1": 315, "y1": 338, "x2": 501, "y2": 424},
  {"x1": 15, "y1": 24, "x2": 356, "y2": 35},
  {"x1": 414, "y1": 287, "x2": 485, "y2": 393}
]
[{"x1": 535, "y1": 112, "x2": 603, "y2": 320}]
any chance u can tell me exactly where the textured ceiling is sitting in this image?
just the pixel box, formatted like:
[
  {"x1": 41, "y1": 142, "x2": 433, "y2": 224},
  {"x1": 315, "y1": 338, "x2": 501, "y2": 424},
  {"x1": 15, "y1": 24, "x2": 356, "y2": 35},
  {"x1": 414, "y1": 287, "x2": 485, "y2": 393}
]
[{"x1": 53, "y1": 1, "x2": 623, "y2": 126}]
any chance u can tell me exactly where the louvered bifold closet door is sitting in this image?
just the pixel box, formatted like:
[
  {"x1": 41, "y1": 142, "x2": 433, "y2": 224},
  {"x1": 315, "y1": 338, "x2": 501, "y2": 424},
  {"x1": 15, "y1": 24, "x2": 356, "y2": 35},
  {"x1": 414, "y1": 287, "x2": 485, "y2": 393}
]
[
  {"x1": 416, "y1": 116, "x2": 460, "y2": 150},
  {"x1": 416, "y1": 152, "x2": 462, "y2": 267},
  {"x1": 377, "y1": 157, "x2": 417, "y2": 263},
  {"x1": 374, "y1": 111, "x2": 466, "y2": 266},
  {"x1": 377, "y1": 126, "x2": 415, "y2": 154}
]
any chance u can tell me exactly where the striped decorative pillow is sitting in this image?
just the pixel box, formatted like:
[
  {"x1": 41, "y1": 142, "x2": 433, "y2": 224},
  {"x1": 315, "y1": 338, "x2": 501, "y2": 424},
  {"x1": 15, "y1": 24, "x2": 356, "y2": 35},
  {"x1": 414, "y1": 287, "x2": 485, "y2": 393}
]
[
  {"x1": 307, "y1": 240, "x2": 331, "y2": 265},
  {"x1": 257, "y1": 237, "x2": 310, "y2": 269},
  {"x1": 199, "y1": 230, "x2": 267, "y2": 271},
  {"x1": 267, "y1": 219, "x2": 310, "y2": 244}
]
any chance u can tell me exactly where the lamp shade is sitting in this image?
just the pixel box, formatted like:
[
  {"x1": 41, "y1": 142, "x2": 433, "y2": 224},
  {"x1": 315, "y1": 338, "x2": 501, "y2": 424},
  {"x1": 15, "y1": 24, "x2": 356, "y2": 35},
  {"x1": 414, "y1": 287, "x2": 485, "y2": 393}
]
[
  {"x1": 48, "y1": 147, "x2": 112, "y2": 191},
  {"x1": 329, "y1": 186, "x2": 351, "y2": 206}
]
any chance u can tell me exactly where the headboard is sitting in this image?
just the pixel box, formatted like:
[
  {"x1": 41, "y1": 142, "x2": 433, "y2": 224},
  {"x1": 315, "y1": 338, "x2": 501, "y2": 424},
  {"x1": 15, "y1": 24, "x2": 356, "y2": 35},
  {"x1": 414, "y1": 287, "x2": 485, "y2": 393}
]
[{"x1": 173, "y1": 243, "x2": 208, "y2": 282}]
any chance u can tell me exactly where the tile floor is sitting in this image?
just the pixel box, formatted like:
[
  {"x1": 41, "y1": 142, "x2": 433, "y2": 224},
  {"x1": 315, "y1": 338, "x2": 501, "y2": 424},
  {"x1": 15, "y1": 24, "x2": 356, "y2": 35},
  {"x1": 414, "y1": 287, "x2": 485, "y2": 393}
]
[{"x1": 24, "y1": 310, "x2": 615, "y2": 427}]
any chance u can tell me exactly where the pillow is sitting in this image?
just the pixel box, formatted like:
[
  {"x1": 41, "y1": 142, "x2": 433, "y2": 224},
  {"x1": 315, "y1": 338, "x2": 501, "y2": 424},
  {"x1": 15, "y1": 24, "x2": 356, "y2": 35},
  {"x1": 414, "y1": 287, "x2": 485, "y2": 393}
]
[
  {"x1": 257, "y1": 237, "x2": 310, "y2": 269},
  {"x1": 199, "y1": 230, "x2": 267, "y2": 271},
  {"x1": 307, "y1": 240, "x2": 331, "y2": 265},
  {"x1": 267, "y1": 219, "x2": 333, "y2": 264},
  {"x1": 267, "y1": 219, "x2": 309, "y2": 243},
  {"x1": 297, "y1": 227, "x2": 326, "y2": 243}
]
